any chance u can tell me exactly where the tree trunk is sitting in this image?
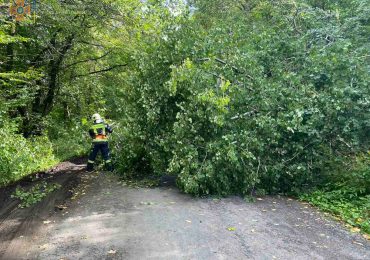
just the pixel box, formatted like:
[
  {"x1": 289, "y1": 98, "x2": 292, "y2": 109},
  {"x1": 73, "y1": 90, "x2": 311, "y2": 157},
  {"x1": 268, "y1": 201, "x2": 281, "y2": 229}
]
[
  {"x1": 42, "y1": 34, "x2": 75, "y2": 116},
  {"x1": 5, "y1": 22, "x2": 16, "y2": 71}
]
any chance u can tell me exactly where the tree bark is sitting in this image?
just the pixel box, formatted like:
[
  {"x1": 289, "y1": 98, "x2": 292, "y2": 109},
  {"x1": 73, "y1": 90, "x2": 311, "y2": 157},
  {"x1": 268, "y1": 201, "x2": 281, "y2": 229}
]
[
  {"x1": 42, "y1": 34, "x2": 75, "y2": 116},
  {"x1": 5, "y1": 22, "x2": 16, "y2": 71}
]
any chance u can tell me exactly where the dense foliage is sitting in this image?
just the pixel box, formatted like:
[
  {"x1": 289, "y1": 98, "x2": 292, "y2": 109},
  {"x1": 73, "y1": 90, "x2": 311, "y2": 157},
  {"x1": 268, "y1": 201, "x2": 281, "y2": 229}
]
[
  {"x1": 112, "y1": 0, "x2": 369, "y2": 195},
  {"x1": 0, "y1": 0, "x2": 368, "y2": 232},
  {"x1": 0, "y1": 122, "x2": 56, "y2": 185},
  {"x1": 0, "y1": 0, "x2": 127, "y2": 184},
  {"x1": 301, "y1": 154, "x2": 370, "y2": 233}
]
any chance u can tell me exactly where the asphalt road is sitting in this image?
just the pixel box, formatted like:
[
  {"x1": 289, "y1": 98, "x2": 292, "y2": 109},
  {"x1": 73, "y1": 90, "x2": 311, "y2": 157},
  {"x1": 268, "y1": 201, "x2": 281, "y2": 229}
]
[{"x1": 1, "y1": 163, "x2": 369, "y2": 260}]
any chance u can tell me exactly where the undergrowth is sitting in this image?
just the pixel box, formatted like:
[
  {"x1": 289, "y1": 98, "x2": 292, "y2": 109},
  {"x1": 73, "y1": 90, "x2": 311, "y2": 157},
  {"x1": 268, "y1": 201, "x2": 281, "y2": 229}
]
[
  {"x1": 0, "y1": 123, "x2": 57, "y2": 187},
  {"x1": 11, "y1": 181, "x2": 61, "y2": 208},
  {"x1": 0, "y1": 121, "x2": 89, "y2": 187},
  {"x1": 301, "y1": 154, "x2": 370, "y2": 235},
  {"x1": 47, "y1": 119, "x2": 90, "y2": 162}
]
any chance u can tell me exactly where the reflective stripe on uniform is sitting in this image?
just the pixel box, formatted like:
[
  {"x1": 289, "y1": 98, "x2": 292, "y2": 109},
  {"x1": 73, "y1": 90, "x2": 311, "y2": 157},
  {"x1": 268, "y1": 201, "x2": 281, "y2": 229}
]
[
  {"x1": 105, "y1": 160, "x2": 112, "y2": 163},
  {"x1": 92, "y1": 123, "x2": 105, "y2": 129},
  {"x1": 88, "y1": 160, "x2": 95, "y2": 164},
  {"x1": 92, "y1": 139, "x2": 108, "y2": 143},
  {"x1": 91, "y1": 123, "x2": 106, "y2": 135},
  {"x1": 90, "y1": 123, "x2": 109, "y2": 142}
]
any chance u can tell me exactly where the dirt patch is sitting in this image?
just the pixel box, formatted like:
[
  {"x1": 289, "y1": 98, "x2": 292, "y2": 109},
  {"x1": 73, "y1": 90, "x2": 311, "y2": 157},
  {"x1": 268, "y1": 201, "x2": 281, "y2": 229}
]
[
  {"x1": 0, "y1": 158, "x2": 87, "y2": 259},
  {"x1": 0, "y1": 157, "x2": 86, "y2": 207}
]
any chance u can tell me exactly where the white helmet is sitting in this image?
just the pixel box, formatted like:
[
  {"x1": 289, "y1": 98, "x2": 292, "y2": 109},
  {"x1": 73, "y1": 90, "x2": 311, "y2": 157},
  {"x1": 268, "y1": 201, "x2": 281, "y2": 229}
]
[{"x1": 92, "y1": 113, "x2": 103, "y2": 123}]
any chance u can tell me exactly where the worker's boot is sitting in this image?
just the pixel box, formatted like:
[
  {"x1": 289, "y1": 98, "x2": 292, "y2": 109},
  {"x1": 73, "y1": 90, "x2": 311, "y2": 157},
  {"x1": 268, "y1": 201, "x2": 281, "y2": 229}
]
[
  {"x1": 105, "y1": 161, "x2": 113, "y2": 172},
  {"x1": 86, "y1": 161, "x2": 94, "y2": 172}
]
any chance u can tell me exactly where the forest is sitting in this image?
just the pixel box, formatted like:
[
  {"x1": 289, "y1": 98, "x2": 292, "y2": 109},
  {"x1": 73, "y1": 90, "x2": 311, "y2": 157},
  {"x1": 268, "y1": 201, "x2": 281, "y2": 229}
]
[{"x1": 0, "y1": 0, "x2": 369, "y2": 234}]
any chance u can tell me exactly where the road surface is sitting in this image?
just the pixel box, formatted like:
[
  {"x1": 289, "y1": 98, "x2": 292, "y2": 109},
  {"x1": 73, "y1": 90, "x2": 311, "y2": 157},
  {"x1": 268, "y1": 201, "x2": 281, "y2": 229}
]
[{"x1": 0, "y1": 160, "x2": 369, "y2": 259}]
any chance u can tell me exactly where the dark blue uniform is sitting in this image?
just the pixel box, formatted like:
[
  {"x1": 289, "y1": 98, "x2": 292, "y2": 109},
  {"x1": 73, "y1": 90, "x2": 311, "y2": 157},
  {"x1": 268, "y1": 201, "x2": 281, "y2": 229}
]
[{"x1": 87, "y1": 122, "x2": 113, "y2": 171}]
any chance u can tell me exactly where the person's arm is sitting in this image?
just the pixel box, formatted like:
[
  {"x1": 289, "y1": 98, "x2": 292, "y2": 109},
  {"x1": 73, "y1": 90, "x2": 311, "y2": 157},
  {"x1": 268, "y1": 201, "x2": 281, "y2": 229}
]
[
  {"x1": 106, "y1": 124, "x2": 113, "y2": 134},
  {"x1": 88, "y1": 128, "x2": 95, "y2": 138}
]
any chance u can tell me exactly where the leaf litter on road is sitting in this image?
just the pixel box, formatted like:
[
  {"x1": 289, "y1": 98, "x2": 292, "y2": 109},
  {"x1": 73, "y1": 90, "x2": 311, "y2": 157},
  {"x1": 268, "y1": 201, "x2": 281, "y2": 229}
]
[
  {"x1": 140, "y1": 201, "x2": 155, "y2": 205},
  {"x1": 108, "y1": 249, "x2": 117, "y2": 254}
]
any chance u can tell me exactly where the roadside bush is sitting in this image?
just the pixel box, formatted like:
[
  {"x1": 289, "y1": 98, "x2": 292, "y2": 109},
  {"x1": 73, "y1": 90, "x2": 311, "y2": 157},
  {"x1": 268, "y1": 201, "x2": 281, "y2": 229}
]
[
  {"x1": 301, "y1": 154, "x2": 370, "y2": 234},
  {"x1": 51, "y1": 135, "x2": 89, "y2": 162},
  {"x1": 0, "y1": 118, "x2": 91, "y2": 187},
  {"x1": 47, "y1": 120, "x2": 90, "y2": 162},
  {"x1": 0, "y1": 123, "x2": 57, "y2": 186}
]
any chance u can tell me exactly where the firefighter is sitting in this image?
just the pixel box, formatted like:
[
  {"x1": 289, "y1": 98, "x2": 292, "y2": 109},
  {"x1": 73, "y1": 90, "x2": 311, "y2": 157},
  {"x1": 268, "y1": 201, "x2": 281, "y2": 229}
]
[{"x1": 87, "y1": 113, "x2": 113, "y2": 172}]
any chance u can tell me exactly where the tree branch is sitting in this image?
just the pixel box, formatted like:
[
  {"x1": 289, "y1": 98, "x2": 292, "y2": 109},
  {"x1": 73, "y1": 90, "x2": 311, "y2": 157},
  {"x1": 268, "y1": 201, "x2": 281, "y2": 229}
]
[
  {"x1": 62, "y1": 51, "x2": 112, "y2": 70},
  {"x1": 198, "y1": 57, "x2": 254, "y2": 80},
  {"x1": 76, "y1": 40, "x2": 105, "y2": 48},
  {"x1": 73, "y1": 64, "x2": 127, "y2": 78}
]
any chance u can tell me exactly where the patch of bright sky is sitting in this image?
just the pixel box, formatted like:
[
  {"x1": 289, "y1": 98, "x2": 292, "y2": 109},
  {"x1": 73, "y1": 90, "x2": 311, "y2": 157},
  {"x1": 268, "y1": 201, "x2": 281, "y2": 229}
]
[{"x1": 140, "y1": 0, "x2": 197, "y2": 16}]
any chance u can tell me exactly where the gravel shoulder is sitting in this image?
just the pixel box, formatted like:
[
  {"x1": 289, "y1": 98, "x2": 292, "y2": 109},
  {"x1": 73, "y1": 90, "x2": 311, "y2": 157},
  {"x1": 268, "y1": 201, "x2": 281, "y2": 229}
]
[{"x1": 0, "y1": 161, "x2": 369, "y2": 260}]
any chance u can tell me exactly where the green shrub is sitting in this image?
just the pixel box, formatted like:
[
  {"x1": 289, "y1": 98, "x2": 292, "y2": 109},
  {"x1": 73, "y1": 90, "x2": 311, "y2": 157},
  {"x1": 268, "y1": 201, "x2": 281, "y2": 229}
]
[
  {"x1": 11, "y1": 181, "x2": 61, "y2": 208},
  {"x1": 0, "y1": 123, "x2": 57, "y2": 186},
  {"x1": 0, "y1": 118, "x2": 91, "y2": 187},
  {"x1": 46, "y1": 118, "x2": 90, "y2": 162},
  {"x1": 301, "y1": 154, "x2": 370, "y2": 234},
  {"x1": 50, "y1": 130, "x2": 90, "y2": 162},
  {"x1": 302, "y1": 191, "x2": 369, "y2": 234}
]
